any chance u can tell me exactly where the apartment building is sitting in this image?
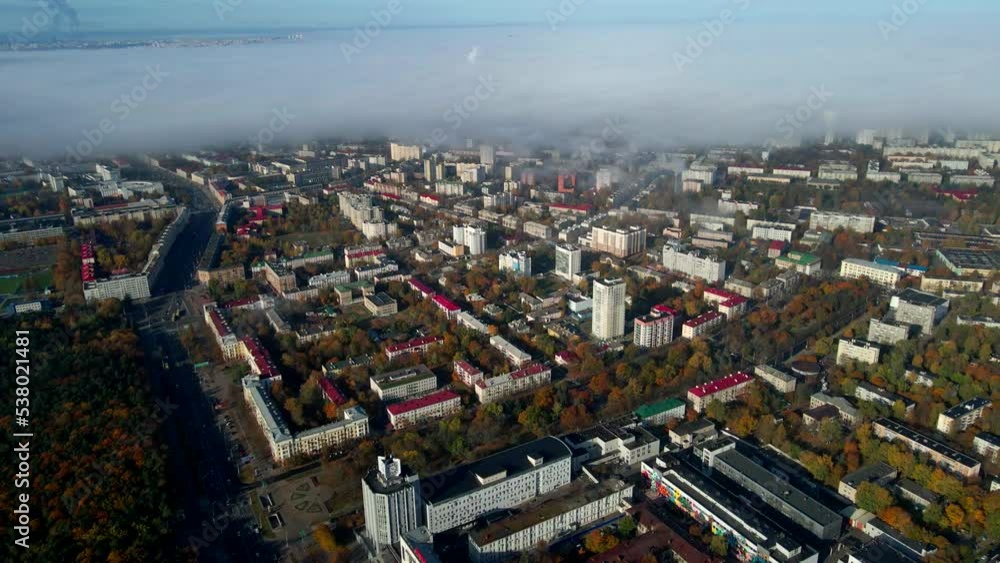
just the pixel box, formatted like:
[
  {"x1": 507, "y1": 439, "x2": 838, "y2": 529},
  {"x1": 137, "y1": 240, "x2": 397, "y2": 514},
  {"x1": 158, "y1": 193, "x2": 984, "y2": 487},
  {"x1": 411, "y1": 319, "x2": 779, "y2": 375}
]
[
  {"x1": 592, "y1": 278, "x2": 626, "y2": 341},
  {"x1": 590, "y1": 225, "x2": 646, "y2": 257},
  {"x1": 662, "y1": 247, "x2": 726, "y2": 283},
  {"x1": 244, "y1": 377, "x2": 369, "y2": 462},
  {"x1": 633, "y1": 305, "x2": 677, "y2": 348},
  {"x1": 890, "y1": 288, "x2": 949, "y2": 335},
  {"x1": 936, "y1": 398, "x2": 992, "y2": 434},
  {"x1": 387, "y1": 390, "x2": 462, "y2": 429},
  {"x1": 810, "y1": 211, "x2": 876, "y2": 233},
  {"x1": 837, "y1": 338, "x2": 882, "y2": 366},
  {"x1": 873, "y1": 418, "x2": 981, "y2": 480},
  {"x1": 489, "y1": 335, "x2": 532, "y2": 367},
  {"x1": 687, "y1": 372, "x2": 753, "y2": 412},
  {"x1": 475, "y1": 364, "x2": 552, "y2": 404},
  {"x1": 840, "y1": 258, "x2": 901, "y2": 288},
  {"x1": 454, "y1": 360, "x2": 485, "y2": 386},
  {"x1": 754, "y1": 365, "x2": 797, "y2": 393},
  {"x1": 371, "y1": 365, "x2": 439, "y2": 402},
  {"x1": 385, "y1": 336, "x2": 443, "y2": 360},
  {"x1": 681, "y1": 310, "x2": 725, "y2": 339}
]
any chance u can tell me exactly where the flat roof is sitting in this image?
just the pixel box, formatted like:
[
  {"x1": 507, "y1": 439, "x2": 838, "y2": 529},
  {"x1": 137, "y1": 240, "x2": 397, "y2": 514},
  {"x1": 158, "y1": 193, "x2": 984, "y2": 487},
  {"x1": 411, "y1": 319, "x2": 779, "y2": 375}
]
[
  {"x1": 895, "y1": 288, "x2": 948, "y2": 307},
  {"x1": 840, "y1": 462, "x2": 897, "y2": 489},
  {"x1": 423, "y1": 436, "x2": 572, "y2": 504},
  {"x1": 941, "y1": 397, "x2": 991, "y2": 419},
  {"x1": 716, "y1": 449, "x2": 843, "y2": 528},
  {"x1": 874, "y1": 418, "x2": 980, "y2": 469},
  {"x1": 372, "y1": 364, "x2": 436, "y2": 389},
  {"x1": 937, "y1": 248, "x2": 1000, "y2": 270},
  {"x1": 658, "y1": 462, "x2": 800, "y2": 552},
  {"x1": 468, "y1": 477, "x2": 628, "y2": 545},
  {"x1": 635, "y1": 397, "x2": 685, "y2": 419}
]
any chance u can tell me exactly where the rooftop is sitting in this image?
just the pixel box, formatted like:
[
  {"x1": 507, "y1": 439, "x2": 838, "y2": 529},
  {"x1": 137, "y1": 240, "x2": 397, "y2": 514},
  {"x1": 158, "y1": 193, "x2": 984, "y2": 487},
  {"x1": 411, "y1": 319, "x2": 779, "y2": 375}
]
[
  {"x1": 387, "y1": 389, "x2": 460, "y2": 416},
  {"x1": 423, "y1": 436, "x2": 572, "y2": 504},
  {"x1": 840, "y1": 462, "x2": 897, "y2": 490},
  {"x1": 468, "y1": 477, "x2": 629, "y2": 545},
  {"x1": 385, "y1": 335, "x2": 443, "y2": 354},
  {"x1": 941, "y1": 397, "x2": 991, "y2": 419},
  {"x1": 684, "y1": 310, "x2": 724, "y2": 328},
  {"x1": 716, "y1": 449, "x2": 843, "y2": 528},
  {"x1": 777, "y1": 251, "x2": 821, "y2": 266},
  {"x1": 874, "y1": 418, "x2": 980, "y2": 470},
  {"x1": 688, "y1": 372, "x2": 753, "y2": 398},
  {"x1": 895, "y1": 288, "x2": 948, "y2": 307},
  {"x1": 371, "y1": 364, "x2": 436, "y2": 389},
  {"x1": 634, "y1": 397, "x2": 686, "y2": 419}
]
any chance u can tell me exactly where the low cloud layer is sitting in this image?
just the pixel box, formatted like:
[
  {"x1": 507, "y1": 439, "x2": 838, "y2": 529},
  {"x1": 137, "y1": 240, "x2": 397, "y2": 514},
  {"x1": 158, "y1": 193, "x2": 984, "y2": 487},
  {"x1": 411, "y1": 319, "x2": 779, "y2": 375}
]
[{"x1": 2, "y1": 20, "x2": 998, "y2": 159}]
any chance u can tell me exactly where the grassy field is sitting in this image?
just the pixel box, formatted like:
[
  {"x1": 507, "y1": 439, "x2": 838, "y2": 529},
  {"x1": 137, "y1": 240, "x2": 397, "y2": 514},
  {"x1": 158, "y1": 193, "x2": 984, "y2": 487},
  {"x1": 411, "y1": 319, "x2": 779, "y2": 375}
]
[{"x1": 0, "y1": 269, "x2": 52, "y2": 295}]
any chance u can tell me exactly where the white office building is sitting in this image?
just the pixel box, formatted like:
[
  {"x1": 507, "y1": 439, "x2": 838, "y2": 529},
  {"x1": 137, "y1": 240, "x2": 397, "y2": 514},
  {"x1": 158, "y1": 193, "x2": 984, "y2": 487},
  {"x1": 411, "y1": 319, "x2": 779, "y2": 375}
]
[
  {"x1": 363, "y1": 456, "x2": 423, "y2": 552},
  {"x1": 422, "y1": 437, "x2": 573, "y2": 534},
  {"x1": 662, "y1": 247, "x2": 726, "y2": 283},
  {"x1": 555, "y1": 244, "x2": 582, "y2": 281}
]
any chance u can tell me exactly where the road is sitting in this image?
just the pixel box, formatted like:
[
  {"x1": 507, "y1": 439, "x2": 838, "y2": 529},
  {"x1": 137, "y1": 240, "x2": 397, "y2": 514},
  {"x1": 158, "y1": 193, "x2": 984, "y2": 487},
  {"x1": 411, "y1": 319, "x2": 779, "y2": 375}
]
[{"x1": 128, "y1": 171, "x2": 280, "y2": 561}]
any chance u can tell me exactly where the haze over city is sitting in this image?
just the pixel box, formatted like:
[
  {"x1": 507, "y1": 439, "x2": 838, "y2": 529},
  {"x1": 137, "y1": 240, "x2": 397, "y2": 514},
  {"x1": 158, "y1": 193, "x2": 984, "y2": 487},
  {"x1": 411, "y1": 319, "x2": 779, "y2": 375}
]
[{"x1": 2, "y1": 2, "x2": 1000, "y2": 563}]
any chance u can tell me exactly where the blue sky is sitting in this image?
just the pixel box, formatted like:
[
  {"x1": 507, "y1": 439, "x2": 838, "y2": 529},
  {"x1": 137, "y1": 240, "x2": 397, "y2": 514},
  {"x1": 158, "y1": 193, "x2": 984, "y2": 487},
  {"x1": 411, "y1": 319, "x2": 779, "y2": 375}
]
[{"x1": 2, "y1": 0, "x2": 998, "y2": 33}]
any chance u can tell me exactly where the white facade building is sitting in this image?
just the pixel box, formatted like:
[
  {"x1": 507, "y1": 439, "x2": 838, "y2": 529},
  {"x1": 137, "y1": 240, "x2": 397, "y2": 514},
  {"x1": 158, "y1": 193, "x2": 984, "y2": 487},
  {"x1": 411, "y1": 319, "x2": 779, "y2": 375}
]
[
  {"x1": 662, "y1": 247, "x2": 726, "y2": 283},
  {"x1": 363, "y1": 456, "x2": 423, "y2": 552},
  {"x1": 592, "y1": 278, "x2": 626, "y2": 340},
  {"x1": 555, "y1": 244, "x2": 582, "y2": 281}
]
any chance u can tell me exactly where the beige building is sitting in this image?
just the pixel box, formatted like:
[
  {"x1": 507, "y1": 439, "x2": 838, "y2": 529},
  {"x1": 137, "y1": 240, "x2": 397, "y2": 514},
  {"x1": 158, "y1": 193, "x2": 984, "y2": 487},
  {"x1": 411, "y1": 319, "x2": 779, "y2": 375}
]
[
  {"x1": 840, "y1": 259, "x2": 901, "y2": 288},
  {"x1": 837, "y1": 338, "x2": 881, "y2": 366}
]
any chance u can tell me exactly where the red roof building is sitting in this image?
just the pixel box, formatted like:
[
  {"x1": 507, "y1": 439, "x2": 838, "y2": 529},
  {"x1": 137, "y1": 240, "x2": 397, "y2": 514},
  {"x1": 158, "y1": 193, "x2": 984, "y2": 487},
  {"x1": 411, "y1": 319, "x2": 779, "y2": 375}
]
[
  {"x1": 454, "y1": 360, "x2": 485, "y2": 386},
  {"x1": 386, "y1": 389, "x2": 461, "y2": 429},
  {"x1": 241, "y1": 337, "x2": 281, "y2": 380},
  {"x1": 687, "y1": 372, "x2": 753, "y2": 412},
  {"x1": 385, "y1": 335, "x2": 444, "y2": 359},
  {"x1": 652, "y1": 304, "x2": 680, "y2": 317},
  {"x1": 718, "y1": 295, "x2": 749, "y2": 319},
  {"x1": 431, "y1": 294, "x2": 461, "y2": 318},
  {"x1": 319, "y1": 378, "x2": 348, "y2": 405},
  {"x1": 408, "y1": 278, "x2": 436, "y2": 299}
]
